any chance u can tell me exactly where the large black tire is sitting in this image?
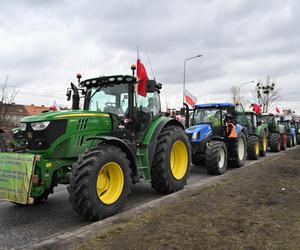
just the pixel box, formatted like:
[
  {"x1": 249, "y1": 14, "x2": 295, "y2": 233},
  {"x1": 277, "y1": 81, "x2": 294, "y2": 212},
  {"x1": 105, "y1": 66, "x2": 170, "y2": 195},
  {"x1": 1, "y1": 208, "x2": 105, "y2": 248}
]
[
  {"x1": 228, "y1": 132, "x2": 247, "y2": 168},
  {"x1": 68, "y1": 145, "x2": 131, "y2": 221},
  {"x1": 247, "y1": 135, "x2": 259, "y2": 160},
  {"x1": 269, "y1": 133, "x2": 281, "y2": 152},
  {"x1": 205, "y1": 141, "x2": 227, "y2": 175},
  {"x1": 192, "y1": 155, "x2": 204, "y2": 166},
  {"x1": 292, "y1": 134, "x2": 297, "y2": 147},
  {"x1": 297, "y1": 134, "x2": 300, "y2": 145},
  {"x1": 286, "y1": 134, "x2": 293, "y2": 148},
  {"x1": 151, "y1": 126, "x2": 191, "y2": 194},
  {"x1": 280, "y1": 134, "x2": 287, "y2": 151},
  {"x1": 259, "y1": 129, "x2": 268, "y2": 157}
]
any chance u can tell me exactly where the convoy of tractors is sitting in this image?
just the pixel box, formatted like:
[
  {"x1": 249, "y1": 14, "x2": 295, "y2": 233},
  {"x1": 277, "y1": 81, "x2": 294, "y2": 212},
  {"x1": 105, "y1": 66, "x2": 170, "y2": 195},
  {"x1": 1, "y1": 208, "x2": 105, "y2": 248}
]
[{"x1": 0, "y1": 67, "x2": 299, "y2": 221}]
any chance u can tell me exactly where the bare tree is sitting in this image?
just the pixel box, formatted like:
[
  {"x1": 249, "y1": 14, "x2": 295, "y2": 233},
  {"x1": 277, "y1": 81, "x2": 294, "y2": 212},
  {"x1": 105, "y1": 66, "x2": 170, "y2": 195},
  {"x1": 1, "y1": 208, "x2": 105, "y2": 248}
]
[
  {"x1": 230, "y1": 84, "x2": 241, "y2": 103},
  {"x1": 256, "y1": 76, "x2": 280, "y2": 113},
  {"x1": 0, "y1": 76, "x2": 19, "y2": 127}
]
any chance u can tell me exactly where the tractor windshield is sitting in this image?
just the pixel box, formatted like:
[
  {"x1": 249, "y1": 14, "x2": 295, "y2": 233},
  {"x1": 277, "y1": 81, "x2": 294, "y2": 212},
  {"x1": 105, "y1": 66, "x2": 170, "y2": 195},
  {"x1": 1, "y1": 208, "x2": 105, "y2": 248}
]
[
  {"x1": 193, "y1": 108, "x2": 222, "y2": 127},
  {"x1": 89, "y1": 84, "x2": 128, "y2": 115}
]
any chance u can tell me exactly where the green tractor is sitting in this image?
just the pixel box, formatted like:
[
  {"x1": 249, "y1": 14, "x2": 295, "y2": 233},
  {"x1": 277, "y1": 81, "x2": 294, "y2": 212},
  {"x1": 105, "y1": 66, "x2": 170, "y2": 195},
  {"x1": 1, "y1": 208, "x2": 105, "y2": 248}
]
[
  {"x1": 0, "y1": 69, "x2": 191, "y2": 221},
  {"x1": 260, "y1": 113, "x2": 287, "y2": 152},
  {"x1": 234, "y1": 111, "x2": 269, "y2": 159}
]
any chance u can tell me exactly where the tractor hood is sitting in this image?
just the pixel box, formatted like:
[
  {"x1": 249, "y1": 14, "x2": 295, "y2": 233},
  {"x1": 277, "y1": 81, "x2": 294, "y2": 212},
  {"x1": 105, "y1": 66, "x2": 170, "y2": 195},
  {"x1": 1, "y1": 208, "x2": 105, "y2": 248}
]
[
  {"x1": 185, "y1": 123, "x2": 213, "y2": 142},
  {"x1": 21, "y1": 110, "x2": 110, "y2": 122}
]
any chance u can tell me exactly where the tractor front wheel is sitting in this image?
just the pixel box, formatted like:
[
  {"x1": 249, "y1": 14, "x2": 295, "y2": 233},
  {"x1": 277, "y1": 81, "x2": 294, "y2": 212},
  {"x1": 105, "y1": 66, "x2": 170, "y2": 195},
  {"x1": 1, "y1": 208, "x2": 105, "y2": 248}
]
[
  {"x1": 151, "y1": 126, "x2": 191, "y2": 194},
  {"x1": 286, "y1": 135, "x2": 293, "y2": 148},
  {"x1": 205, "y1": 141, "x2": 227, "y2": 175},
  {"x1": 228, "y1": 132, "x2": 247, "y2": 168},
  {"x1": 68, "y1": 145, "x2": 131, "y2": 221},
  {"x1": 259, "y1": 130, "x2": 268, "y2": 156},
  {"x1": 247, "y1": 135, "x2": 260, "y2": 160},
  {"x1": 280, "y1": 134, "x2": 287, "y2": 150},
  {"x1": 297, "y1": 134, "x2": 300, "y2": 145}
]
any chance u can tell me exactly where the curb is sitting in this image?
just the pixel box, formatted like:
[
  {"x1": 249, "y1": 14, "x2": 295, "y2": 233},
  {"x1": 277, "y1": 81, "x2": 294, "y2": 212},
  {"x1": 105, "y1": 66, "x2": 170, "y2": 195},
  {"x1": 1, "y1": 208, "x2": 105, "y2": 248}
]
[{"x1": 23, "y1": 147, "x2": 297, "y2": 250}]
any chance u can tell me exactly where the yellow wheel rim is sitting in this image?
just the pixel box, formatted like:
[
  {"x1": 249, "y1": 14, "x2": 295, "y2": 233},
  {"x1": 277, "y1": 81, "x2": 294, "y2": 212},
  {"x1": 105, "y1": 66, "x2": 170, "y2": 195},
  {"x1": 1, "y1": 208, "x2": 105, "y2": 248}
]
[
  {"x1": 96, "y1": 162, "x2": 124, "y2": 205},
  {"x1": 263, "y1": 135, "x2": 267, "y2": 151},
  {"x1": 255, "y1": 140, "x2": 259, "y2": 156},
  {"x1": 170, "y1": 140, "x2": 188, "y2": 180}
]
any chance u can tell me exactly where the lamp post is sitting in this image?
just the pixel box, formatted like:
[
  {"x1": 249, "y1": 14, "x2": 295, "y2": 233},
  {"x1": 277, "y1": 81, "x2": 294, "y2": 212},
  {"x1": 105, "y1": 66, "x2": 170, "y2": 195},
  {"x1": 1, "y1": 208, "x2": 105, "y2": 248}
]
[
  {"x1": 235, "y1": 80, "x2": 255, "y2": 105},
  {"x1": 183, "y1": 54, "x2": 202, "y2": 104}
]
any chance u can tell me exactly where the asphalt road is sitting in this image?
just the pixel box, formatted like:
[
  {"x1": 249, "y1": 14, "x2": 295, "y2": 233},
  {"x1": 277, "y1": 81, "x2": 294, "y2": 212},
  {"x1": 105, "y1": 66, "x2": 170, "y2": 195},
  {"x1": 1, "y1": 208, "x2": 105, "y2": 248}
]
[{"x1": 0, "y1": 151, "x2": 281, "y2": 249}]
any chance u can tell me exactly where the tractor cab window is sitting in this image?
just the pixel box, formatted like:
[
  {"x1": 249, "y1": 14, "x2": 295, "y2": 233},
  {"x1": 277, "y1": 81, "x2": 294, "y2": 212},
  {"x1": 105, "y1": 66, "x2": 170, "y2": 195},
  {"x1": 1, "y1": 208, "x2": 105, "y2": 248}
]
[
  {"x1": 193, "y1": 109, "x2": 222, "y2": 127},
  {"x1": 89, "y1": 84, "x2": 128, "y2": 115},
  {"x1": 136, "y1": 92, "x2": 160, "y2": 117}
]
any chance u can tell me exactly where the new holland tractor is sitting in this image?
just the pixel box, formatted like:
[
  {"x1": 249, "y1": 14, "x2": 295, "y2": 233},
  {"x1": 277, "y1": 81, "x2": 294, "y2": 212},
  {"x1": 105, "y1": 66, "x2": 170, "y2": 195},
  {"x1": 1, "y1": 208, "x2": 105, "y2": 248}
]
[
  {"x1": 260, "y1": 113, "x2": 287, "y2": 152},
  {"x1": 0, "y1": 68, "x2": 191, "y2": 221},
  {"x1": 278, "y1": 117, "x2": 297, "y2": 147},
  {"x1": 234, "y1": 111, "x2": 269, "y2": 160},
  {"x1": 185, "y1": 103, "x2": 247, "y2": 175}
]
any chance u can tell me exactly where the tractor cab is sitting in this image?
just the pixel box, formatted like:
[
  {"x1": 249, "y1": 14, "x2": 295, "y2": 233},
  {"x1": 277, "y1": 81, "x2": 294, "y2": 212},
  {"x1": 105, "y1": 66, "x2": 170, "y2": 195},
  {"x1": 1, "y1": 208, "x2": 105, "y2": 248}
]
[
  {"x1": 187, "y1": 103, "x2": 237, "y2": 141},
  {"x1": 68, "y1": 73, "x2": 162, "y2": 140}
]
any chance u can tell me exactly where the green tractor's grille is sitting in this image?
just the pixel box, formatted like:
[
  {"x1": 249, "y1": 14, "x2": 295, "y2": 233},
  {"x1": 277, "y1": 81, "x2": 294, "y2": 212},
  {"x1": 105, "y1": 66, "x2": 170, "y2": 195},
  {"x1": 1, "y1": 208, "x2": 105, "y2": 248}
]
[{"x1": 22, "y1": 120, "x2": 67, "y2": 150}]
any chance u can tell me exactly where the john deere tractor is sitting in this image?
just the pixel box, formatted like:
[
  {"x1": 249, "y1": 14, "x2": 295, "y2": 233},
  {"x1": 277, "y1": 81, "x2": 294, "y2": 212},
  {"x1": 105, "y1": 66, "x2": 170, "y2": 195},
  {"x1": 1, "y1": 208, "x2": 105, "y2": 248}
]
[
  {"x1": 185, "y1": 103, "x2": 247, "y2": 175},
  {"x1": 234, "y1": 111, "x2": 269, "y2": 160},
  {"x1": 261, "y1": 113, "x2": 287, "y2": 152},
  {"x1": 0, "y1": 68, "x2": 190, "y2": 221}
]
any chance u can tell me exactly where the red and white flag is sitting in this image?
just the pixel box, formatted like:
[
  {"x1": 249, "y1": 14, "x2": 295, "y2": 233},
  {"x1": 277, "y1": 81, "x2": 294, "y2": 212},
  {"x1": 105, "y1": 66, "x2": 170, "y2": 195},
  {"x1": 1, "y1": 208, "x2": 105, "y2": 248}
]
[
  {"x1": 275, "y1": 106, "x2": 281, "y2": 113},
  {"x1": 252, "y1": 103, "x2": 261, "y2": 114},
  {"x1": 185, "y1": 89, "x2": 197, "y2": 107},
  {"x1": 136, "y1": 48, "x2": 149, "y2": 97},
  {"x1": 50, "y1": 100, "x2": 59, "y2": 111}
]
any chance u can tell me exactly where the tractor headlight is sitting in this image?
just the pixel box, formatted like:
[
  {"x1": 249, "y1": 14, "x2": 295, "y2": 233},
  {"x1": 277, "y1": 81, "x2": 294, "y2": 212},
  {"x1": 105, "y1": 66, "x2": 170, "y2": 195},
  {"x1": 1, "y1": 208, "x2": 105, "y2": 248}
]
[
  {"x1": 31, "y1": 121, "x2": 50, "y2": 131},
  {"x1": 192, "y1": 131, "x2": 200, "y2": 140},
  {"x1": 20, "y1": 123, "x2": 27, "y2": 131}
]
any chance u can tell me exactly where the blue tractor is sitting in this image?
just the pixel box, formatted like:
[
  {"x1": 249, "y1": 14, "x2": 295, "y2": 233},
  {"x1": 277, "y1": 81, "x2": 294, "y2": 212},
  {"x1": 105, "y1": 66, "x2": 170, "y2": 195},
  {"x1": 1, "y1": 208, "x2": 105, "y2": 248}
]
[{"x1": 185, "y1": 103, "x2": 247, "y2": 175}]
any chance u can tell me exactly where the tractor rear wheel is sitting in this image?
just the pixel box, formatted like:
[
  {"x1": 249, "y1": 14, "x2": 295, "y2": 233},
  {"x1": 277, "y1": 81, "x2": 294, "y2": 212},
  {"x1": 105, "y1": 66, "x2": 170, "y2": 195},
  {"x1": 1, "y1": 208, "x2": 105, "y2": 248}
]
[
  {"x1": 151, "y1": 126, "x2": 191, "y2": 194},
  {"x1": 68, "y1": 145, "x2": 131, "y2": 221},
  {"x1": 269, "y1": 133, "x2": 280, "y2": 152},
  {"x1": 259, "y1": 130, "x2": 268, "y2": 156},
  {"x1": 205, "y1": 141, "x2": 227, "y2": 175},
  {"x1": 280, "y1": 134, "x2": 287, "y2": 150},
  {"x1": 247, "y1": 135, "x2": 259, "y2": 160},
  {"x1": 286, "y1": 135, "x2": 293, "y2": 148},
  {"x1": 228, "y1": 132, "x2": 247, "y2": 168}
]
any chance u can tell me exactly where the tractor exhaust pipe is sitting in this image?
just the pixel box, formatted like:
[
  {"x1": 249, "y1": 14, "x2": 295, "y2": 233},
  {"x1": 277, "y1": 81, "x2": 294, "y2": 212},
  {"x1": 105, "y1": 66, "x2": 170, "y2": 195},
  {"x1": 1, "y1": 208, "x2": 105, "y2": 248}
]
[
  {"x1": 183, "y1": 103, "x2": 190, "y2": 128},
  {"x1": 71, "y1": 83, "x2": 80, "y2": 110}
]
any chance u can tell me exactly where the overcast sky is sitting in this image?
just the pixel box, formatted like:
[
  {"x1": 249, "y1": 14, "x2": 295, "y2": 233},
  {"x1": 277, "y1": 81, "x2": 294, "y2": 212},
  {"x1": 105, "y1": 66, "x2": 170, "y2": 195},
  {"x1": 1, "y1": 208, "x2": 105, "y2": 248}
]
[{"x1": 0, "y1": 0, "x2": 299, "y2": 112}]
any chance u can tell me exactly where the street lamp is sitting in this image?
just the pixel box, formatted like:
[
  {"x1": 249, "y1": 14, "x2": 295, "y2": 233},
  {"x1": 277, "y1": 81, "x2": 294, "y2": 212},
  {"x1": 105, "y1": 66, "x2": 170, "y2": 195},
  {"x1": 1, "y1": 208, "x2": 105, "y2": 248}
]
[
  {"x1": 183, "y1": 54, "x2": 202, "y2": 104},
  {"x1": 235, "y1": 80, "x2": 255, "y2": 105}
]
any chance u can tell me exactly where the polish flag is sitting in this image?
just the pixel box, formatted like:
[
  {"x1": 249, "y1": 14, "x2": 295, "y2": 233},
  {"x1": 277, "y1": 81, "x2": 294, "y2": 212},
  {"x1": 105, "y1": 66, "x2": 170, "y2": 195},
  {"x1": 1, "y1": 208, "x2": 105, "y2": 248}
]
[
  {"x1": 185, "y1": 89, "x2": 197, "y2": 107},
  {"x1": 136, "y1": 48, "x2": 149, "y2": 97},
  {"x1": 252, "y1": 103, "x2": 261, "y2": 114},
  {"x1": 50, "y1": 100, "x2": 59, "y2": 111},
  {"x1": 276, "y1": 107, "x2": 281, "y2": 113}
]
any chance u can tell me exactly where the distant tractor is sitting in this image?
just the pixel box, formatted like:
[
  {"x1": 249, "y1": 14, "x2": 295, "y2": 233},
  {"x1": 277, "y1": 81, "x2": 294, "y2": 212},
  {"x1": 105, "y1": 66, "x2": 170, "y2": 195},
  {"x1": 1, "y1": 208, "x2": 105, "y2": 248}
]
[
  {"x1": 0, "y1": 68, "x2": 191, "y2": 221},
  {"x1": 261, "y1": 113, "x2": 287, "y2": 152},
  {"x1": 0, "y1": 128, "x2": 6, "y2": 152},
  {"x1": 185, "y1": 103, "x2": 247, "y2": 175},
  {"x1": 278, "y1": 118, "x2": 297, "y2": 147},
  {"x1": 294, "y1": 121, "x2": 300, "y2": 145},
  {"x1": 234, "y1": 111, "x2": 269, "y2": 160}
]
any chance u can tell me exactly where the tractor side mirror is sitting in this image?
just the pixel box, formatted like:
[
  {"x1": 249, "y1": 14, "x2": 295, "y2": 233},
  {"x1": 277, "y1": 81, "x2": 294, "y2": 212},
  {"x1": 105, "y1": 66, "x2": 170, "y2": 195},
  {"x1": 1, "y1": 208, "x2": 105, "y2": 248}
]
[
  {"x1": 146, "y1": 80, "x2": 156, "y2": 93},
  {"x1": 66, "y1": 89, "x2": 72, "y2": 101}
]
